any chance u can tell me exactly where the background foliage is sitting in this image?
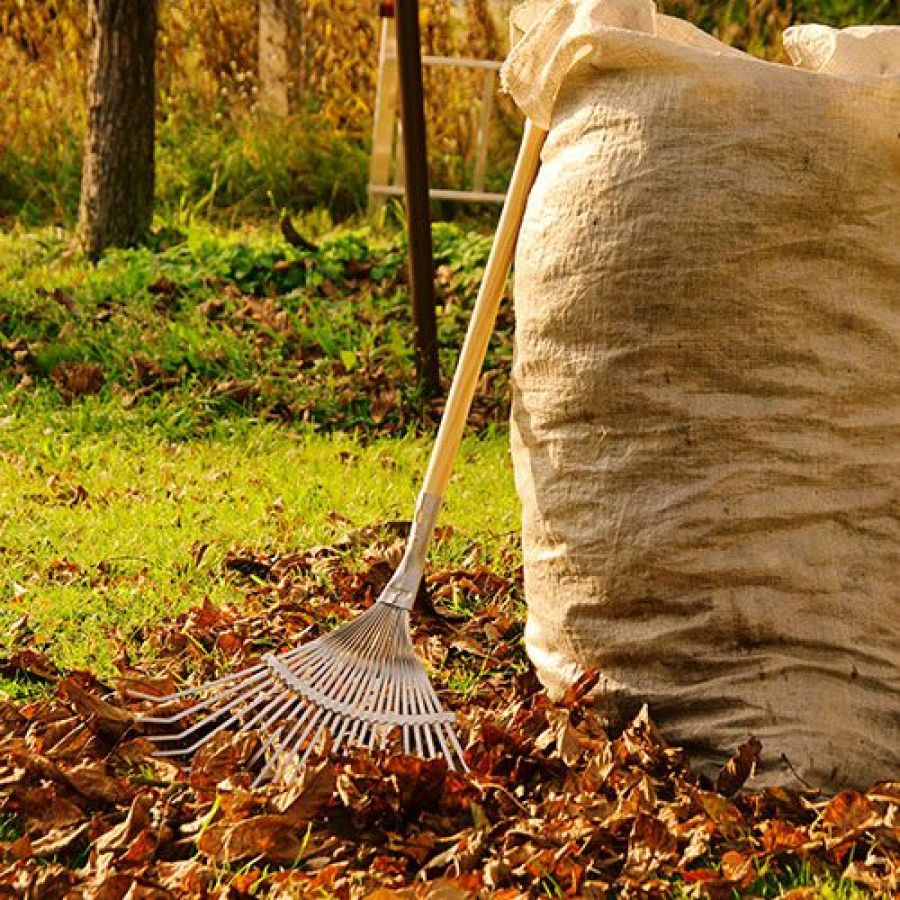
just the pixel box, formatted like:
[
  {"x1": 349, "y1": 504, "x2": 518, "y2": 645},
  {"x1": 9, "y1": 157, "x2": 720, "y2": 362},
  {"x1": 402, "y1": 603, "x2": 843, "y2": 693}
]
[{"x1": 1, "y1": 0, "x2": 896, "y2": 227}]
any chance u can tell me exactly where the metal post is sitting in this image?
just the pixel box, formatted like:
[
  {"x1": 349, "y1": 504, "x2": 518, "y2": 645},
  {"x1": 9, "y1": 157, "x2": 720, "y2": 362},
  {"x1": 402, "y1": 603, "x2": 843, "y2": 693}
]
[{"x1": 394, "y1": 0, "x2": 440, "y2": 397}]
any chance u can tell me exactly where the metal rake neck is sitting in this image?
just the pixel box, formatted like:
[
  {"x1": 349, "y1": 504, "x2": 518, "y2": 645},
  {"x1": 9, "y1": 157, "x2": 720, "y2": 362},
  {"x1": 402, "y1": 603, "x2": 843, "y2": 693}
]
[{"x1": 377, "y1": 491, "x2": 441, "y2": 611}]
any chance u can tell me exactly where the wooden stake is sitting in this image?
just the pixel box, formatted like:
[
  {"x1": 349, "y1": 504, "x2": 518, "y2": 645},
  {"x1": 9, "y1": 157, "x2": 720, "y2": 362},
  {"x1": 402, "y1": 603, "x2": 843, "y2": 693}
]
[
  {"x1": 396, "y1": 0, "x2": 439, "y2": 396},
  {"x1": 369, "y1": 15, "x2": 400, "y2": 209}
]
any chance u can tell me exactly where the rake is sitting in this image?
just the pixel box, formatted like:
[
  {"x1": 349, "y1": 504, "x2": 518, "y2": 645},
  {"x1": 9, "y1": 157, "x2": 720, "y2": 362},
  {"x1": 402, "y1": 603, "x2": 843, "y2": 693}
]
[{"x1": 138, "y1": 122, "x2": 546, "y2": 784}]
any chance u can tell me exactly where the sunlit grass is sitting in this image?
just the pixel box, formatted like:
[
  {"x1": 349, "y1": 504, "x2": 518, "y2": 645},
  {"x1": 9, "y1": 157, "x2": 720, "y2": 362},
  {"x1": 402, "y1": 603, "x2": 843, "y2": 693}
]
[{"x1": 0, "y1": 397, "x2": 518, "y2": 675}]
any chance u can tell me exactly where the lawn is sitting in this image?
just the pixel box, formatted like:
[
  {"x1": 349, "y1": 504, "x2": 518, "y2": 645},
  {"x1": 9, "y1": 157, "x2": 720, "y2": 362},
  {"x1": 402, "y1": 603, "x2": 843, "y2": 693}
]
[
  {"x1": 0, "y1": 215, "x2": 520, "y2": 674},
  {"x1": 0, "y1": 398, "x2": 518, "y2": 677},
  {"x1": 0, "y1": 222, "x2": 892, "y2": 899}
]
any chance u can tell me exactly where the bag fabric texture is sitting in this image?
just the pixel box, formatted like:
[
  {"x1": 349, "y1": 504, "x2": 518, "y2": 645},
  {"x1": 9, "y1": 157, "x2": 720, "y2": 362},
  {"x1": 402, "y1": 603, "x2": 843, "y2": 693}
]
[{"x1": 505, "y1": 0, "x2": 900, "y2": 789}]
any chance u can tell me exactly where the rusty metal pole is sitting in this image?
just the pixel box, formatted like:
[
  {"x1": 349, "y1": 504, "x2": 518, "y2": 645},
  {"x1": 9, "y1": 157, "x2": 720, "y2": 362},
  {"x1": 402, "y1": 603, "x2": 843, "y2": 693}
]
[{"x1": 394, "y1": 0, "x2": 440, "y2": 397}]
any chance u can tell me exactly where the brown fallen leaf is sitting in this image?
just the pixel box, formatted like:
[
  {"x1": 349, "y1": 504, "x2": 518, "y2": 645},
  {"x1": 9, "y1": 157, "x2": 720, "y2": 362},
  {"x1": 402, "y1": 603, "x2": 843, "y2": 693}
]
[
  {"x1": 820, "y1": 790, "x2": 880, "y2": 840},
  {"x1": 153, "y1": 860, "x2": 212, "y2": 895},
  {"x1": 197, "y1": 813, "x2": 308, "y2": 865},
  {"x1": 120, "y1": 827, "x2": 158, "y2": 866},
  {"x1": 29, "y1": 821, "x2": 91, "y2": 857},
  {"x1": 0, "y1": 649, "x2": 59, "y2": 682},
  {"x1": 695, "y1": 790, "x2": 745, "y2": 839},
  {"x1": 95, "y1": 792, "x2": 154, "y2": 855},
  {"x1": 51, "y1": 361, "x2": 105, "y2": 399},
  {"x1": 9, "y1": 783, "x2": 85, "y2": 830},
  {"x1": 842, "y1": 859, "x2": 895, "y2": 894},
  {"x1": 81, "y1": 871, "x2": 135, "y2": 900},
  {"x1": 270, "y1": 757, "x2": 335, "y2": 825},
  {"x1": 561, "y1": 668, "x2": 601, "y2": 708},
  {"x1": 130, "y1": 353, "x2": 167, "y2": 387},
  {"x1": 370, "y1": 388, "x2": 396, "y2": 424},
  {"x1": 9, "y1": 834, "x2": 33, "y2": 860},
  {"x1": 720, "y1": 849, "x2": 756, "y2": 886},
  {"x1": 623, "y1": 814, "x2": 678, "y2": 879},
  {"x1": 57, "y1": 678, "x2": 133, "y2": 740},
  {"x1": 760, "y1": 819, "x2": 810, "y2": 855},
  {"x1": 715, "y1": 736, "x2": 762, "y2": 796},
  {"x1": 11, "y1": 861, "x2": 72, "y2": 900},
  {"x1": 30, "y1": 716, "x2": 96, "y2": 761},
  {"x1": 197, "y1": 298, "x2": 226, "y2": 318},
  {"x1": 64, "y1": 760, "x2": 133, "y2": 805},
  {"x1": 189, "y1": 730, "x2": 260, "y2": 792}
]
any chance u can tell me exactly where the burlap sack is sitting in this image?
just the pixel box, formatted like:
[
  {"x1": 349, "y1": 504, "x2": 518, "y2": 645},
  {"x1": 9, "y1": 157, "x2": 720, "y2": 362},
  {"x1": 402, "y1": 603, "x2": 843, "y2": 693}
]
[{"x1": 506, "y1": 0, "x2": 900, "y2": 789}]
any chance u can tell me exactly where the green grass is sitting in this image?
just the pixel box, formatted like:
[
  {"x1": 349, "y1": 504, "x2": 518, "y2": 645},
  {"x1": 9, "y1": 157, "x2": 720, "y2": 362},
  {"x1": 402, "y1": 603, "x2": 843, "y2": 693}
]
[
  {"x1": 0, "y1": 394, "x2": 518, "y2": 677},
  {"x1": 1, "y1": 111, "x2": 369, "y2": 228},
  {"x1": 0, "y1": 217, "x2": 516, "y2": 681},
  {"x1": 0, "y1": 220, "x2": 509, "y2": 435},
  {"x1": 668, "y1": 858, "x2": 872, "y2": 899},
  {"x1": 750, "y1": 860, "x2": 870, "y2": 899},
  {"x1": 0, "y1": 815, "x2": 19, "y2": 843}
]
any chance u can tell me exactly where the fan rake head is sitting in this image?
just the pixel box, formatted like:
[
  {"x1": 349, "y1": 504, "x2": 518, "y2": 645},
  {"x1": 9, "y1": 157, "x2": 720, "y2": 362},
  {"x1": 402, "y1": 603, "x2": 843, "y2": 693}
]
[{"x1": 138, "y1": 599, "x2": 466, "y2": 786}]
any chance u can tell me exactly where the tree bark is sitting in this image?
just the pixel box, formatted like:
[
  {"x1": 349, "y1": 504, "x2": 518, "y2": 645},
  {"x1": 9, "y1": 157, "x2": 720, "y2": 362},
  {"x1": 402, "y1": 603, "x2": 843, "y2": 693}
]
[
  {"x1": 259, "y1": 0, "x2": 301, "y2": 116},
  {"x1": 77, "y1": 0, "x2": 158, "y2": 260}
]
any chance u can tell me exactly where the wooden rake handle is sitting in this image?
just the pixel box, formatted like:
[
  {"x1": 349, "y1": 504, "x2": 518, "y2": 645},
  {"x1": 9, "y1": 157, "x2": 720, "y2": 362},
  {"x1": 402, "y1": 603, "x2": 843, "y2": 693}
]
[{"x1": 422, "y1": 120, "x2": 547, "y2": 500}]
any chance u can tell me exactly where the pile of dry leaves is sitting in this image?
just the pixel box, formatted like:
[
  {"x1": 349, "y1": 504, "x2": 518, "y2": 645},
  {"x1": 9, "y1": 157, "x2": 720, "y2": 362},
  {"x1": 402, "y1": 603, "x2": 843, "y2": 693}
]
[{"x1": 1, "y1": 534, "x2": 897, "y2": 898}]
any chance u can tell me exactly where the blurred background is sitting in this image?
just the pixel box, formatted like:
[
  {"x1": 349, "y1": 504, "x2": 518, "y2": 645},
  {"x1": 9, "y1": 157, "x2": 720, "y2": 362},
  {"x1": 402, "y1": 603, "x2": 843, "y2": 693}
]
[{"x1": 2, "y1": 0, "x2": 897, "y2": 230}]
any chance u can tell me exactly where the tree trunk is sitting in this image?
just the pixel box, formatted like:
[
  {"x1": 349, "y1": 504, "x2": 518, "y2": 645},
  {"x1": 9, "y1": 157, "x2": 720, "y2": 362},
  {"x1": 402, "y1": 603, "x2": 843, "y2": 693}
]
[
  {"x1": 77, "y1": 0, "x2": 157, "y2": 260},
  {"x1": 259, "y1": 0, "x2": 301, "y2": 116}
]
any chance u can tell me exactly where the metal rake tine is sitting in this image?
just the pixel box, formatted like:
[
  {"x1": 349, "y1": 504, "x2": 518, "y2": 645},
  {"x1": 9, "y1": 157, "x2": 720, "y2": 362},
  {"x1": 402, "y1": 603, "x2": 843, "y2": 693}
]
[
  {"x1": 267, "y1": 704, "x2": 324, "y2": 784},
  {"x1": 422, "y1": 720, "x2": 437, "y2": 759},
  {"x1": 229, "y1": 686, "x2": 297, "y2": 741},
  {"x1": 362, "y1": 617, "x2": 405, "y2": 753},
  {"x1": 132, "y1": 663, "x2": 266, "y2": 705},
  {"x1": 412, "y1": 670, "x2": 454, "y2": 764},
  {"x1": 446, "y1": 722, "x2": 467, "y2": 770},
  {"x1": 329, "y1": 614, "x2": 398, "y2": 754},
  {"x1": 331, "y1": 603, "x2": 385, "y2": 647},
  {"x1": 282, "y1": 617, "x2": 373, "y2": 690},
  {"x1": 401, "y1": 661, "x2": 421, "y2": 757},
  {"x1": 412, "y1": 667, "x2": 433, "y2": 750},
  {"x1": 140, "y1": 636, "x2": 313, "y2": 724},
  {"x1": 245, "y1": 691, "x2": 306, "y2": 770},
  {"x1": 253, "y1": 700, "x2": 319, "y2": 787},
  {"x1": 247, "y1": 699, "x2": 304, "y2": 776},
  {"x1": 268, "y1": 709, "x2": 333, "y2": 784},
  {"x1": 272, "y1": 701, "x2": 338, "y2": 783},
  {"x1": 291, "y1": 608, "x2": 393, "y2": 710},
  {"x1": 328, "y1": 605, "x2": 391, "y2": 663},
  {"x1": 140, "y1": 667, "x2": 270, "y2": 726},
  {"x1": 433, "y1": 723, "x2": 454, "y2": 769},
  {"x1": 152, "y1": 681, "x2": 284, "y2": 756},
  {"x1": 383, "y1": 622, "x2": 405, "y2": 725},
  {"x1": 330, "y1": 715, "x2": 353, "y2": 751},
  {"x1": 369, "y1": 643, "x2": 396, "y2": 718},
  {"x1": 147, "y1": 676, "x2": 277, "y2": 740},
  {"x1": 296, "y1": 715, "x2": 334, "y2": 771},
  {"x1": 282, "y1": 626, "x2": 378, "y2": 711},
  {"x1": 349, "y1": 719, "x2": 368, "y2": 749}
]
